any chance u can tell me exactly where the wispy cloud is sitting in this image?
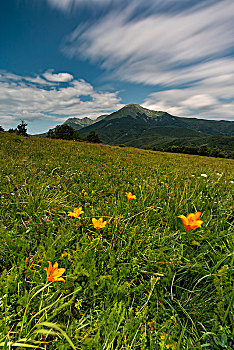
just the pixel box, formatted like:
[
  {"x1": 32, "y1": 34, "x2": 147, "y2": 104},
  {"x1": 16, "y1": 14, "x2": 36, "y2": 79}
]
[
  {"x1": 142, "y1": 86, "x2": 234, "y2": 121},
  {"x1": 0, "y1": 71, "x2": 123, "y2": 130},
  {"x1": 46, "y1": 0, "x2": 217, "y2": 14},
  {"x1": 62, "y1": 0, "x2": 234, "y2": 120},
  {"x1": 46, "y1": 0, "x2": 113, "y2": 12}
]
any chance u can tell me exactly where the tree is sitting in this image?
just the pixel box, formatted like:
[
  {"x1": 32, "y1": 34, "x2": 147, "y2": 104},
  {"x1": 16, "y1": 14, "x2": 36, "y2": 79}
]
[
  {"x1": 0, "y1": 126, "x2": 4, "y2": 132},
  {"x1": 47, "y1": 129, "x2": 55, "y2": 138},
  {"x1": 16, "y1": 120, "x2": 28, "y2": 136},
  {"x1": 47, "y1": 124, "x2": 80, "y2": 141},
  {"x1": 84, "y1": 131, "x2": 102, "y2": 143},
  {"x1": 198, "y1": 144, "x2": 209, "y2": 156}
]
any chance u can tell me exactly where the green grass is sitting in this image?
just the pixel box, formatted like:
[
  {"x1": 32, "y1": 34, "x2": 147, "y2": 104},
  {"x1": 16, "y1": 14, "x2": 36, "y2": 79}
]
[{"x1": 0, "y1": 132, "x2": 233, "y2": 349}]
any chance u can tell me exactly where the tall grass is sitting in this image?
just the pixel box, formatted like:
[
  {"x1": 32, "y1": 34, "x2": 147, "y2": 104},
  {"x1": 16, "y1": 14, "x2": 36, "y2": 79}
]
[{"x1": 0, "y1": 132, "x2": 233, "y2": 349}]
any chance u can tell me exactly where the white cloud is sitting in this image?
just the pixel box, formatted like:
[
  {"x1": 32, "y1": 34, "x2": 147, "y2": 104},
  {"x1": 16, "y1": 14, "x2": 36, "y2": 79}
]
[
  {"x1": 63, "y1": 0, "x2": 234, "y2": 120},
  {"x1": 182, "y1": 94, "x2": 217, "y2": 110},
  {"x1": 24, "y1": 75, "x2": 55, "y2": 85},
  {"x1": 142, "y1": 80, "x2": 234, "y2": 120},
  {"x1": 0, "y1": 71, "x2": 123, "y2": 131},
  {"x1": 43, "y1": 71, "x2": 74, "y2": 82}
]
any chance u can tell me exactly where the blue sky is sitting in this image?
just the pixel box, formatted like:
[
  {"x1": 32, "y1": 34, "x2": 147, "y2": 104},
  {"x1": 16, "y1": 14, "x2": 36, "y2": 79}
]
[{"x1": 0, "y1": 0, "x2": 233, "y2": 134}]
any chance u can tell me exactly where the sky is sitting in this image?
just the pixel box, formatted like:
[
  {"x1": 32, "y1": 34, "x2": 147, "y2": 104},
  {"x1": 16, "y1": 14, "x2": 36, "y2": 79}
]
[{"x1": 0, "y1": 0, "x2": 233, "y2": 134}]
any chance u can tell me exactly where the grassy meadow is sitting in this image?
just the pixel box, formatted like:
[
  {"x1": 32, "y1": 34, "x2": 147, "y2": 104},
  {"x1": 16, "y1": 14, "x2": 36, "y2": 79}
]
[{"x1": 0, "y1": 132, "x2": 233, "y2": 349}]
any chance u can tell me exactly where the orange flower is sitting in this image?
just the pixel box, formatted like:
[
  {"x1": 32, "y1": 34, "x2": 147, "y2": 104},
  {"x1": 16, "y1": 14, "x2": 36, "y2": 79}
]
[
  {"x1": 67, "y1": 207, "x2": 84, "y2": 219},
  {"x1": 92, "y1": 217, "x2": 107, "y2": 230},
  {"x1": 177, "y1": 212, "x2": 203, "y2": 231},
  {"x1": 44, "y1": 261, "x2": 65, "y2": 283},
  {"x1": 125, "y1": 192, "x2": 136, "y2": 201}
]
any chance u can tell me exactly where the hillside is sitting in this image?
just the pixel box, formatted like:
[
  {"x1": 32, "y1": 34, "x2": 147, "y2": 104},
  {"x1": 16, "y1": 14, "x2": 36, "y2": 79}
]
[{"x1": 1, "y1": 132, "x2": 233, "y2": 349}]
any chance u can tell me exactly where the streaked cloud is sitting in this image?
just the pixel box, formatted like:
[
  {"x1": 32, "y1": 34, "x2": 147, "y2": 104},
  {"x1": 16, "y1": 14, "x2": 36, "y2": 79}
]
[
  {"x1": 62, "y1": 0, "x2": 234, "y2": 120},
  {"x1": 46, "y1": 0, "x2": 113, "y2": 12},
  {"x1": 142, "y1": 80, "x2": 234, "y2": 121},
  {"x1": 64, "y1": 0, "x2": 234, "y2": 70},
  {"x1": 46, "y1": 0, "x2": 216, "y2": 14},
  {"x1": 0, "y1": 71, "x2": 123, "y2": 131}
]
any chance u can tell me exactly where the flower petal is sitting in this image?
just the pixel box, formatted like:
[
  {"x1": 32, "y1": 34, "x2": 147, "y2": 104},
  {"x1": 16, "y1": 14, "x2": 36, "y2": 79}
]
[
  {"x1": 194, "y1": 212, "x2": 202, "y2": 220},
  {"x1": 53, "y1": 268, "x2": 66, "y2": 277},
  {"x1": 177, "y1": 215, "x2": 188, "y2": 225},
  {"x1": 56, "y1": 277, "x2": 65, "y2": 283}
]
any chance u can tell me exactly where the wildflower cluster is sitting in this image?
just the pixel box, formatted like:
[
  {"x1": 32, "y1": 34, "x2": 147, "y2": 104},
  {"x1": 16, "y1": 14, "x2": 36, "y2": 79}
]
[
  {"x1": 1, "y1": 132, "x2": 232, "y2": 349},
  {"x1": 46, "y1": 190, "x2": 204, "y2": 283}
]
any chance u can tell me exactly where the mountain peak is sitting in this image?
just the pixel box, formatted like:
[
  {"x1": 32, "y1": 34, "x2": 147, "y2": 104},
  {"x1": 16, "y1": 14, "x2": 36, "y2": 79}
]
[
  {"x1": 124, "y1": 104, "x2": 141, "y2": 108},
  {"x1": 122, "y1": 104, "x2": 146, "y2": 112},
  {"x1": 122, "y1": 104, "x2": 170, "y2": 116},
  {"x1": 104, "y1": 104, "x2": 171, "y2": 122}
]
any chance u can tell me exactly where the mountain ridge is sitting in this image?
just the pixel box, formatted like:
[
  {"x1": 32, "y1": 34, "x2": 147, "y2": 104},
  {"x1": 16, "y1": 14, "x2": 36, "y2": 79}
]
[
  {"x1": 64, "y1": 114, "x2": 108, "y2": 130},
  {"x1": 35, "y1": 104, "x2": 234, "y2": 150},
  {"x1": 75, "y1": 104, "x2": 234, "y2": 149}
]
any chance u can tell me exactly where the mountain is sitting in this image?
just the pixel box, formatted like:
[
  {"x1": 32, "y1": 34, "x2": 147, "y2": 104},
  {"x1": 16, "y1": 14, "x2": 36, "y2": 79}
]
[
  {"x1": 36, "y1": 104, "x2": 234, "y2": 151},
  {"x1": 64, "y1": 115, "x2": 107, "y2": 130},
  {"x1": 34, "y1": 114, "x2": 108, "y2": 137},
  {"x1": 72, "y1": 104, "x2": 234, "y2": 149}
]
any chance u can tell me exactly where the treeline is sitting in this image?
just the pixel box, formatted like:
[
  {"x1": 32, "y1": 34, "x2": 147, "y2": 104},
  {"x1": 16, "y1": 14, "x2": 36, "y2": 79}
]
[
  {"x1": 0, "y1": 121, "x2": 28, "y2": 136},
  {"x1": 47, "y1": 124, "x2": 102, "y2": 143},
  {"x1": 151, "y1": 144, "x2": 234, "y2": 159},
  {"x1": 0, "y1": 123, "x2": 102, "y2": 144}
]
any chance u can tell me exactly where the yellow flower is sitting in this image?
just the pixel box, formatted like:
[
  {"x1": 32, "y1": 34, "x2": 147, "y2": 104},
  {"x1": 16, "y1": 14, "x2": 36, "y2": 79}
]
[
  {"x1": 44, "y1": 261, "x2": 65, "y2": 283},
  {"x1": 125, "y1": 192, "x2": 136, "y2": 201},
  {"x1": 92, "y1": 217, "x2": 107, "y2": 230},
  {"x1": 177, "y1": 212, "x2": 203, "y2": 231},
  {"x1": 67, "y1": 207, "x2": 84, "y2": 219}
]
